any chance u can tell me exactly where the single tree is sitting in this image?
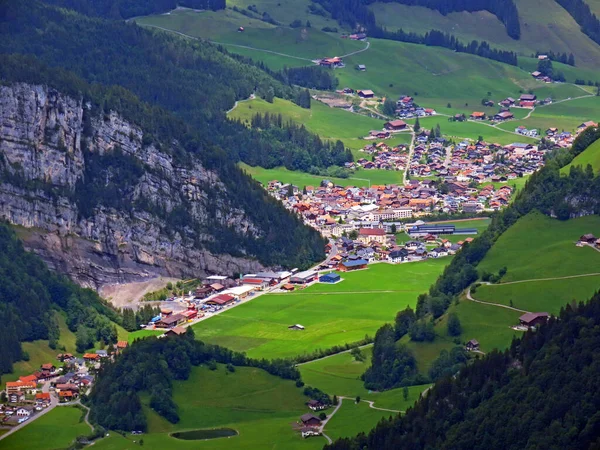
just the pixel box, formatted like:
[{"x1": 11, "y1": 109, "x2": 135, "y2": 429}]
[{"x1": 447, "y1": 313, "x2": 462, "y2": 337}]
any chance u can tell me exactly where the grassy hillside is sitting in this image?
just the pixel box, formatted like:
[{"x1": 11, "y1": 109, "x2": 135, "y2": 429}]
[
  {"x1": 89, "y1": 364, "x2": 325, "y2": 450},
  {"x1": 562, "y1": 137, "x2": 600, "y2": 174},
  {"x1": 192, "y1": 261, "x2": 449, "y2": 359},
  {"x1": 0, "y1": 407, "x2": 90, "y2": 450},
  {"x1": 369, "y1": 0, "x2": 600, "y2": 69},
  {"x1": 324, "y1": 398, "x2": 396, "y2": 441},
  {"x1": 477, "y1": 211, "x2": 600, "y2": 281}
]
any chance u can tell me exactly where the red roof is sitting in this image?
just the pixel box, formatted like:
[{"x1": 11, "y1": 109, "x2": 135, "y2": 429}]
[
  {"x1": 35, "y1": 393, "x2": 50, "y2": 400},
  {"x1": 243, "y1": 278, "x2": 267, "y2": 284},
  {"x1": 116, "y1": 341, "x2": 128, "y2": 348},
  {"x1": 19, "y1": 375, "x2": 37, "y2": 383},
  {"x1": 207, "y1": 294, "x2": 235, "y2": 305},
  {"x1": 359, "y1": 228, "x2": 385, "y2": 236}
]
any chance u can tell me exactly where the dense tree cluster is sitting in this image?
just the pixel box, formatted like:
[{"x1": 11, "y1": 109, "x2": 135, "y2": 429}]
[
  {"x1": 0, "y1": 224, "x2": 122, "y2": 375},
  {"x1": 41, "y1": 0, "x2": 225, "y2": 19},
  {"x1": 277, "y1": 66, "x2": 339, "y2": 90},
  {"x1": 313, "y1": 0, "x2": 519, "y2": 65},
  {"x1": 535, "y1": 50, "x2": 575, "y2": 66},
  {"x1": 554, "y1": 0, "x2": 600, "y2": 47},
  {"x1": 243, "y1": 113, "x2": 353, "y2": 170},
  {"x1": 89, "y1": 329, "x2": 304, "y2": 431},
  {"x1": 326, "y1": 291, "x2": 600, "y2": 450},
  {"x1": 365, "y1": 0, "x2": 520, "y2": 39},
  {"x1": 122, "y1": 305, "x2": 161, "y2": 332},
  {"x1": 361, "y1": 324, "x2": 423, "y2": 390}
]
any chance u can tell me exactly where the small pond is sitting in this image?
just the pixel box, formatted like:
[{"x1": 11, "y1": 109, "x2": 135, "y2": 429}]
[{"x1": 171, "y1": 428, "x2": 238, "y2": 440}]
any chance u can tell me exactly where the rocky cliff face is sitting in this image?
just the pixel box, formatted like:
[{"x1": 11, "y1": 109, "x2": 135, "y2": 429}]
[{"x1": 0, "y1": 83, "x2": 265, "y2": 289}]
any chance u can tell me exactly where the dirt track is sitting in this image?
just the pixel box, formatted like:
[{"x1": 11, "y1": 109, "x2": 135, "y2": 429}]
[{"x1": 99, "y1": 277, "x2": 178, "y2": 309}]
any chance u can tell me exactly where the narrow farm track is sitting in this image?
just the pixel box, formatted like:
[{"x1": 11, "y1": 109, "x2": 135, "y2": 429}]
[
  {"x1": 466, "y1": 285, "x2": 530, "y2": 313},
  {"x1": 320, "y1": 396, "x2": 402, "y2": 444}
]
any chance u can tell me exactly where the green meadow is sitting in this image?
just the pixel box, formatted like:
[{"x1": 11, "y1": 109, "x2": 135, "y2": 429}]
[
  {"x1": 369, "y1": 0, "x2": 600, "y2": 69},
  {"x1": 229, "y1": 96, "x2": 388, "y2": 151},
  {"x1": 324, "y1": 398, "x2": 397, "y2": 441},
  {"x1": 299, "y1": 346, "x2": 430, "y2": 410},
  {"x1": 90, "y1": 364, "x2": 325, "y2": 450},
  {"x1": 474, "y1": 276, "x2": 600, "y2": 314},
  {"x1": 563, "y1": 136, "x2": 600, "y2": 174},
  {"x1": 192, "y1": 261, "x2": 450, "y2": 359},
  {"x1": 477, "y1": 211, "x2": 600, "y2": 282},
  {"x1": 0, "y1": 407, "x2": 90, "y2": 450}
]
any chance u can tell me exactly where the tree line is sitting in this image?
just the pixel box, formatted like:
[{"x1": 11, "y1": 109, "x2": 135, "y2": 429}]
[
  {"x1": 88, "y1": 329, "x2": 323, "y2": 431},
  {"x1": 243, "y1": 112, "x2": 353, "y2": 171},
  {"x1": 326, "y1": 290, "x2": 600, "y2": 449},
  {"x1": 0, "y1": 223, "x2": 122, "y2": 376},
  {"x1": 41, "y1": 0, "x2": 225, "y2": 19},
  {"x1": 314, "y1": 0, "x2": 519, "y2": 65}
]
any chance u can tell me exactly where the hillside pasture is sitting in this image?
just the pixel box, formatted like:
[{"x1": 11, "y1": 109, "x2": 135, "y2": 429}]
[
  {"x1": 192, "y1": 261, "x2": 449, "y2": 359},
  {"x1": 369, "y1": 0, "x2": 600, "y2": 69},
  {"x1": 324, "y1": 398, "x2": 397, "y2": 441},
  {"x1": 474, "y1": 275, "x2": 600, "y2": 314},
  {"x1": 562, "y1": 138, "x2": 600, "y2": 174},
  {"x1": 0, "y1": 407, "x2": 90, "y2": 450},
  {"x1": 477, "y1": 211, "x2": 600, "y2": 282}
]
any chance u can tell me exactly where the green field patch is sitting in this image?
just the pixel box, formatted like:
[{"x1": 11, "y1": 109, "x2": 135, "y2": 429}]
[
  {"x1": 325, "y1": 398, "x2": 397, "y2": 441},
  {"x1": 477, "y1": 211, "x2": 600, "y2": 282},
  {"x1": 474, "y1": 275, "x2": 600, "y2": 314},
  {"x1": 0, "y1": 407, "x2": 90, "y2": 450},
  {"x1": 563, "y1": 138, "x2": 600, "y2": 174},
  {"x1": 230, "y1": 96, "x2": 385, "y2": 151},
  {"x1": 193, "y1": 262, "x2": 448, "y2": 359}
]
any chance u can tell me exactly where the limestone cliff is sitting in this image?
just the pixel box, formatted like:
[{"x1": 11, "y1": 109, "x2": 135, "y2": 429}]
[{"x1": 0, "y1": 83, "x2": 265, "y2": 289}]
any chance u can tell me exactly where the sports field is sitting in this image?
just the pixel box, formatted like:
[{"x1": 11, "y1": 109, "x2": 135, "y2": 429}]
[
  {"x1": 562, "y1": 137, "x2": 600, "y2": 174},
  {"x1": 192, "y1": 261, "x2": 450, "y2": 359},
  {"x1": 0, "y1": 407, "x2": 91, "y2": 450},
  {"x1": 89, "y1": 364, "x2": 325, "y2": 450}
]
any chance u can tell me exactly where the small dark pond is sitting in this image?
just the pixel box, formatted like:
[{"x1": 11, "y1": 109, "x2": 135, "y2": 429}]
[{"x1": 171, "y1": 428, "x2": 238, "y2": 440}]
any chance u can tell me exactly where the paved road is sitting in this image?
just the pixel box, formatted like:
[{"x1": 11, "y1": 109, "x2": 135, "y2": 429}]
[{"x1": 403, "y1": 130, "x2": 416, "y2": 185}]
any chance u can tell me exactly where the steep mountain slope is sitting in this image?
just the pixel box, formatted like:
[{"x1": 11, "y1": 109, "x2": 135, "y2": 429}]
[{"x1": 0, "y1": 57, "x2": 325, "y2": 287}]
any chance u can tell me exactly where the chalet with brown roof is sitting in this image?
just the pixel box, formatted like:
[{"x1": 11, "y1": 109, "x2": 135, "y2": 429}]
[
  {"x1": 358, "y1": 89, "x2": 374, "y2": 98},
  {"x1": 384, "y1": 119, "x2": 407, "y2": 130},
  {"x1": 470, "y1": 112, "x2": 486, "y2": 120},
  {"x1": 165, "y1": 326, "x2": 187, "y2": 337},
  {"x1": 205, "y1": 294, "x2": 235, "y2": 306},
  {"x1": 519, "y1": 312, "x2": 549, "y2": 328},
  {"x1": 300, "y1": 413, "x2": 322, "y2": 427},
  {"x1": 156, "y1": 313, "x2": 185, "y2": 328}
]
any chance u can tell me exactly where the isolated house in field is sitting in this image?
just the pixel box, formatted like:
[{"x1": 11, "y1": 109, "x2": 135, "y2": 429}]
[
  {"x1": 358, "y1": 89, "x2": 374, "y2": 98},
  {"x1": 466, "y1": 339, "x2": 479, "y2": 351},
  {"x1": 289, "y1": 324, "x2": 305, "y2": 330},
  {"x1": 519, "y1": 312, "x2": 549, "y2": 328},
  {"x1": 580, "y1": 233, "x2": 596, "y2": 243},
  {"x1": 356, "y1": 64, "x2": 366, "y2": 71},
  {"x1": 300, "y1": 413, "x2": 322, "y2": 427}
]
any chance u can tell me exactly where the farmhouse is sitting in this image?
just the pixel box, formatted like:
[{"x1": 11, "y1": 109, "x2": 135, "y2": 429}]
[
  {"x1": 356, "y1": 64, "x2": 366, "y2": 71},
  {"x1": 300, "y1": 413, "x2": 322, "y2": 427},
  {"x1": 495, "y1": 111, "x2": 514, "y2": 121},
  {"x1": 319, "y1": 273, "x2": 341, "y2": 283},
  {"x1": 580, "y1": 233, "x2": 596, "y2": 243},
  {"x1": 384, "y1": 119, "x2": 407, "y2": 130},
  {"x1": 519, "y1": 93, "x2": 537, "y2": 101},
  {"x1": 519, "y1": 312, "x2": 549, "y2": 328},
  {"x1": 578, "y1": 121, "x2": 598, "y2": 131},
  {"x1": 357, "y1": 89, "x2": 374, "y2": 98},
  {"x1": 466, "y1": 339, "x2": 479, "y2": 351},
  {"x1": 290, "y1": 270, "x2": 318, "y2": 284},
  {"x1": 319, "y1": 56, "x2": 343, "y2": 68},
  {"x1": 338, "y1": 259, "x2": 368, "y2": 271},
  {"x1": 470, "y1": 112, "x2": 486, "y2": 120},
  {"x1": 205, "y1": 294, "x2": 235, "y2": 306}
]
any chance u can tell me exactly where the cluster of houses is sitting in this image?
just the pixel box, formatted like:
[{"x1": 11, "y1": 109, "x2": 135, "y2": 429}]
[
  {"x1": 1, "y1": 359, "x2": 97, "y2": 426},
  {"x1": 578, "y1": 233, "x2": 600, "y2": 248},
  {"x1": 353, "y1": 142, "x2": 409, "y2": 171},
  {"x1": 297, "y1": 399, "x2": 330, "y2": 438},
  {"x1": 394, "y1": 95, "x2": 436, "y2": 119},
  {"x1": 409, "y1": 138, "x2": 545, "y2": 186}
]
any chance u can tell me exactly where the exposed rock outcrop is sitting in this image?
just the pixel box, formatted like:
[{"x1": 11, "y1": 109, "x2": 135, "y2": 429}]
[{"x1": 0, "y1": 83, "x2": 265, "y2": 289}]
